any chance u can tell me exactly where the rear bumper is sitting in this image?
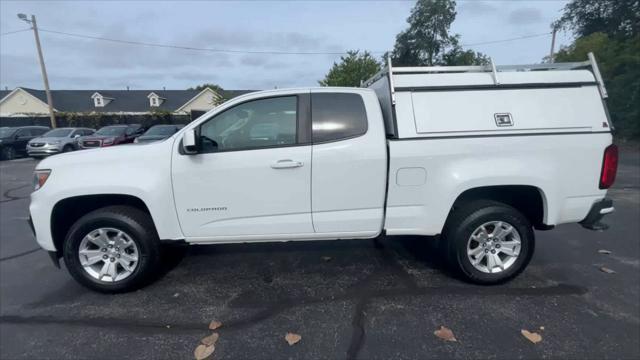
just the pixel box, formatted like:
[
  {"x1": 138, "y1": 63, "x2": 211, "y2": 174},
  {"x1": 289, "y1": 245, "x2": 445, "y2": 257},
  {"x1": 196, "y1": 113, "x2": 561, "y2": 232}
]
[{"x1": 580, "y1": 198, "x2": 614, "y2": 230}]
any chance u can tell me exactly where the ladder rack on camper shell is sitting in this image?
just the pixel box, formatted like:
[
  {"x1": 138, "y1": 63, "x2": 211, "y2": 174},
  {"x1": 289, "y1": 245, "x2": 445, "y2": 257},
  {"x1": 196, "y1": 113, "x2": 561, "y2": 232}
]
[{"x1": 362, "y1": 52, "x2": 609, "y2": 138}]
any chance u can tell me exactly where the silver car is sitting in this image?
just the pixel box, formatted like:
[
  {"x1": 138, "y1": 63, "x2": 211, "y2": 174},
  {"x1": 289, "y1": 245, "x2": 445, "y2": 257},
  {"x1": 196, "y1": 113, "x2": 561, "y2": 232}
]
[{"x1": 27, "y1": 127, "x2": 95, "y2": 158}]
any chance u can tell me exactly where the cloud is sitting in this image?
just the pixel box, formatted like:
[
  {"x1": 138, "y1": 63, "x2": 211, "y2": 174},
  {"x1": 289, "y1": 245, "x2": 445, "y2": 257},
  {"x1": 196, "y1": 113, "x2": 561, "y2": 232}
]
[
  {"x1": 458, "y1": 1, "x2": 497, "y2": 15},
  {"x1": 507, "y1": 7, "x2": 544, "y2": 25}
]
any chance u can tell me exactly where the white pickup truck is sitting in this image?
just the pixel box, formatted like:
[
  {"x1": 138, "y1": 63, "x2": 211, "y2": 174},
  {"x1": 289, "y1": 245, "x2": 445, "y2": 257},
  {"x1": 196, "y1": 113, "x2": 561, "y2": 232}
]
[{"x1": 29, "y1": 54, "x2": 618, "y2": 292}]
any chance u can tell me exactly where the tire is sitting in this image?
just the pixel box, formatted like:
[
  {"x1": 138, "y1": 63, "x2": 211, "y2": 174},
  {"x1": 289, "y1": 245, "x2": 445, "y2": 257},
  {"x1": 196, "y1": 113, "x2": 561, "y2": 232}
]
[
  {"x1": 442, "y1": 200, "x2": 534, "y2": 284},
  {"x1": 63, "y1": 205, "x2": 162, "y2": 293},
  {"x1": 1, "y1": 146, "x2": 16, "y2": 160},
  {"x1": 62, "y1": 145, "x2": 73, "y2": 152}
]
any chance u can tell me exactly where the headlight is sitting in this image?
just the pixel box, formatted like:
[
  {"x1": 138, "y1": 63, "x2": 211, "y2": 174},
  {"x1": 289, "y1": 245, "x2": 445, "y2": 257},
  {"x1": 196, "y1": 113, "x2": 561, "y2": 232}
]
[{"x1": 33, "y1": 169, "x2": 51, "y2": 191}]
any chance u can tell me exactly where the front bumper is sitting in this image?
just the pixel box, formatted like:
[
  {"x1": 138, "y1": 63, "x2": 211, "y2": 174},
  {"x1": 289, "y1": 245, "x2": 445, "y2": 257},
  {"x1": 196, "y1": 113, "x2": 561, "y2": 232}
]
[
  {"x1": 580, "y1": 198, "x2": 614, "y2": 231},
  {"x1": 28, "y1": 215, "x2": 60, "y2": 268},
  {"x1": 27, "y1": 144, "x2": 61, "y2": 156}
]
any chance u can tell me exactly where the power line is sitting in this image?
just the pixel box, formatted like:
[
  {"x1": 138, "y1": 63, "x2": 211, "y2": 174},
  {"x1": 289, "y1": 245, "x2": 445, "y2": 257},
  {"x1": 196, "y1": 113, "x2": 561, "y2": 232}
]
[
  {"x1": 0, "y1": 28, "x2": 31, "y2": 36},
  {"x1": 461, "y1": 32, "x2": 552, "y2": 47},
  {"x1": 39, "y1": 28, "x2": 356, "y2": 55},
  {"x1": 37, "y1": 27, "x2": 552, "y2": 55}
]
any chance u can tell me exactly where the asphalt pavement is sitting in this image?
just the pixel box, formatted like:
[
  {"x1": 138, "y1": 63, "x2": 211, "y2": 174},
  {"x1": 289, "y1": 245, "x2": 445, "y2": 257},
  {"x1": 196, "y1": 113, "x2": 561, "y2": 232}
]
[{"x1": 0, "y1": 146, "x2": 638, "y2": 359}]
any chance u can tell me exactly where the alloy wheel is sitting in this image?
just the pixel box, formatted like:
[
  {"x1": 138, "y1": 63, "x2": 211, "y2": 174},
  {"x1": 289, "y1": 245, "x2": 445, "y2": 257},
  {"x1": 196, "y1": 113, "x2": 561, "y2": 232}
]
[{"x1": 78, "y1": 227, "x2": 139, "y2": 282}]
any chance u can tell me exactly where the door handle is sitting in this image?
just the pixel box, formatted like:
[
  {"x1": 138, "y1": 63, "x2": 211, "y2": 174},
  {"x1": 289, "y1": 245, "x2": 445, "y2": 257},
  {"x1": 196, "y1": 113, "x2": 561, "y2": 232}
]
[{"x1": 271, "y1": 159, "x2": 304, "y2": 169}]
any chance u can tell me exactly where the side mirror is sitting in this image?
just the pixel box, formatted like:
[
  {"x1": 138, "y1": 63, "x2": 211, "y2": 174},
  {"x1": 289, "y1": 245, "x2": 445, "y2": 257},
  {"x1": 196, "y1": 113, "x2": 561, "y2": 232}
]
[
  {"x1": 182, "y1": 128, "x2": 199, "y2": 154},
  {"x1": 74, "y1": 134, "x2": 81, "y2": 138}
]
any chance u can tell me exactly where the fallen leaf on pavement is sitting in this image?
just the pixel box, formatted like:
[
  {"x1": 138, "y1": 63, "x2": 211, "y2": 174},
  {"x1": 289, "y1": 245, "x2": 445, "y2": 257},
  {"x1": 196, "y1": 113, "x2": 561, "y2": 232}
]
[
  {"x1": 539, "y1": 326, "x2": 545, "y2": 331},
  {"x1": 194, "y1": 344, "x2": 215, "y2": 360},
  {"x1": 209, "y1": 320, "x2": 222, "y2": 330},
  {"x1": 285, "y1": 332, "x2": 302, "y2": 345},
  {"x1": 598, "y1": 249, "x2": 612, "y2": 255},
  {"x1": 521, "y1": 329, "x2": 542, "y2": 344},
  {"x1": 201, "y1": 333, "x2": 219, "y2": 346},
  {"x1": 434, "y1": 326, "x2": 457, "y2": 342},
  {"x1": 600, "y1": 266, "x2": 616, "y2": 274},
  {"x1": 321, "y1": 256, "x2": 332, "y2": 262}
]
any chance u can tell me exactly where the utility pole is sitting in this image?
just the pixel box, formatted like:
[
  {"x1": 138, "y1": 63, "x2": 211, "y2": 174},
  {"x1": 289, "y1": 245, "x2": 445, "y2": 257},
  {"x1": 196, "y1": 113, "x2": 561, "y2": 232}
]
[
  {"x1": 549, "y1": 27, "x2": 558, "y2": 64},
  {"x1": 18, "y1": 14, "x2": 56, "y2": 128}
]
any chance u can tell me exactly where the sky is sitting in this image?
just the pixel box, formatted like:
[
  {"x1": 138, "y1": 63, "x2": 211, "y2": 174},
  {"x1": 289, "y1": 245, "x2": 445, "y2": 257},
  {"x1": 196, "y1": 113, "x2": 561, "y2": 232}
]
[{"x1": 0, "y1": 0, "x2": 575, "y2": 91}]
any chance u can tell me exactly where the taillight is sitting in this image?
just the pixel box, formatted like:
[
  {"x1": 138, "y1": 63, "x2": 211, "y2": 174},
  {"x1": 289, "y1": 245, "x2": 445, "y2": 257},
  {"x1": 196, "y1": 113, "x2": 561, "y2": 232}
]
[{"x1": 599, "y1": 144, "x2": 618, "y2": 189}]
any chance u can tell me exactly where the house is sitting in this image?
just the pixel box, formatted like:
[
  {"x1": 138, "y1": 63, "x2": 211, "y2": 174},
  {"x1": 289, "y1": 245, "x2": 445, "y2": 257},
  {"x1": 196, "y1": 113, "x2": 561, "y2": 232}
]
[{"x1": 0, "y1": 87, "x2": 254, "y2": 118}]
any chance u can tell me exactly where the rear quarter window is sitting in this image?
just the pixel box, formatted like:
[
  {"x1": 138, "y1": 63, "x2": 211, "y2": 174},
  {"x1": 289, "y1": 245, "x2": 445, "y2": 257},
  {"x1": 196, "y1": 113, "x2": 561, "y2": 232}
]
[{"x1": 311, "y1": 93, "x2": 367, "y2": 143}]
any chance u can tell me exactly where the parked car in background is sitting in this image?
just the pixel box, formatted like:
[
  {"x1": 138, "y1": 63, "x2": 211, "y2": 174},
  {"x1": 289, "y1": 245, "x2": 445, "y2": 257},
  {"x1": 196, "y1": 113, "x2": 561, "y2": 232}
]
[
  {"x1": 134, "y1": 124, "x2": 184, "y2": 144},
  {"x1": 0, "y1": 126, "x2": 50, "y2": 160},
  {"x1": 27, "y1": 127, "x2": 95, "y2": 158},
  {"x1": 78, "y1": 124, "x2": 145, "y2": 149}
]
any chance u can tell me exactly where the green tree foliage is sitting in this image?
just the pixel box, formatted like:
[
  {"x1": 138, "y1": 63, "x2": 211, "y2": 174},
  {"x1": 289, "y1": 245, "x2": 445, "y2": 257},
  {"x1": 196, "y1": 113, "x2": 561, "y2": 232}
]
[
  {"x1": 554, "y1": 0, "x2": 639, "y2": 138},
  {"x1": 188, "y1": 83, "x2": 224, "y2": 93},
  {"x1": 319, "y1": 50, "x2": 382, "y2": 87},
  {"x1": 555, "y1": 0, "x2": 639, "y2": 40},
  {"x1": 390, "y1": 0, "x2": 487, "y2": 66}
]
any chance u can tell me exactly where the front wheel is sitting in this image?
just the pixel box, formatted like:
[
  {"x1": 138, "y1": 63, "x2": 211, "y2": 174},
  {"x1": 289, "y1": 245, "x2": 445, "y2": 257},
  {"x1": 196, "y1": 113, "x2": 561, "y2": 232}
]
[
  {"x1": 1, "y1": 146, "x2": 16, "y2": 160},
  {"x1": 63, "y1": 205, "x2": 162, "y2": 293},
  {"x1": 443, "y1": 200, "x2": 534, "y2": 284}
]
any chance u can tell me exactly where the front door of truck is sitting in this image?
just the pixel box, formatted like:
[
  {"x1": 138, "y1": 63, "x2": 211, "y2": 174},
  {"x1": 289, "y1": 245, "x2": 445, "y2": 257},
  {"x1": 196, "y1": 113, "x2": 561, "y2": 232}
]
[{"x1": 171, "y1": 93, "x2": 314, "y2": 240}]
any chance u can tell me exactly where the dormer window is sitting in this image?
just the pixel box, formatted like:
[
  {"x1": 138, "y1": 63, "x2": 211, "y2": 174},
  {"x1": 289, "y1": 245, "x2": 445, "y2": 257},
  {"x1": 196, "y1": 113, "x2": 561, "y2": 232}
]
[
  {"x1": 91, "y1": 92, "x2": 113, "y2": 108},
  {"x1": 147, "y1": 92, "x2": 165, "y2": 107}
]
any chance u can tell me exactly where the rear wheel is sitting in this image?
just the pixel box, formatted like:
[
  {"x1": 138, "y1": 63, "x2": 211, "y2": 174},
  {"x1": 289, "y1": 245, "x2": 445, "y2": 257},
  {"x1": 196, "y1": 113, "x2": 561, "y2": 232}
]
[
  {"x1": 63, "y1": 205, "x2": 162, "y2": 293},
  {"x1": 62, "y1": 144, "x2": 73, "y2": 152},
  {"x1": 443, "y1": 200, "x2": 534, "y2": 284},
  {"x1": 1, "y1": 146, "x2": 16, "y2": 160}
]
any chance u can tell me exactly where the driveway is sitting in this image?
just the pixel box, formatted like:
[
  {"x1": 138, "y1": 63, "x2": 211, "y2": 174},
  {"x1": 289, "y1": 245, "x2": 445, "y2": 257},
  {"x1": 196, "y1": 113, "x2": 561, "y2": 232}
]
[{"x1": 1, "y1": 148, "x2": 639, "y2": 359}]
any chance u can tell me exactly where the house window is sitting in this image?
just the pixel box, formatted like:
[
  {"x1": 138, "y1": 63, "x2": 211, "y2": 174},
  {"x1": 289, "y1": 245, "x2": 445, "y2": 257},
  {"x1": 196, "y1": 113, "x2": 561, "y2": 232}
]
[
  {"x1": 150, "y1": 97, "x2": 158, "y2": 107},
  {"x1": 94, "y1": 97, "x2": 103, "y2": 107}
]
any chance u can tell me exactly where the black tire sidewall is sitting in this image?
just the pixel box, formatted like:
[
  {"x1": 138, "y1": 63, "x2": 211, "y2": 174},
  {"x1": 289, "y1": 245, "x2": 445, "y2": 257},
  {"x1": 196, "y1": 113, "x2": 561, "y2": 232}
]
[
  {"x1": 2, "y1": 147, "x2": 15, "y2": 160},
  {"x1": 62, "y1": 145, "x2": 73, "y2": 152},
  {"x1": 449, "y1": 204, "x2": 534, "y2": 284},
  {"x1": 63, "y1": 208, "x2": 160, "y2": 292}
]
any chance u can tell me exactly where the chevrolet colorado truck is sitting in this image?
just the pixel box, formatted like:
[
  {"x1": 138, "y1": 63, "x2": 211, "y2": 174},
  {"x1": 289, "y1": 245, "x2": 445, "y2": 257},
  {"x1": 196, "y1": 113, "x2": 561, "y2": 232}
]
[{"x1": 29, "y1": 54, "x2": 618, "y2": 292}]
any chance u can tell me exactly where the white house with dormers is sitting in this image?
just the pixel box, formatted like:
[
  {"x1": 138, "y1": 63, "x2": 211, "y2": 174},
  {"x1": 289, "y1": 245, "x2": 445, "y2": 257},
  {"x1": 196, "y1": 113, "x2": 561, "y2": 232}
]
[{"x1": 0, "y1": 87, "x2": 254, "y2": 117}]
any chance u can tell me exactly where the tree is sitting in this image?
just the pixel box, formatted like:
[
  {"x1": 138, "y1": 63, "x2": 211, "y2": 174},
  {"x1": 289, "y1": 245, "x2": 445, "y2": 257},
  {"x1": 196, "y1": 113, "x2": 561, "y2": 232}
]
[
  {"x1": 188, "y1": 83, "x2": 224, "y2": 93},
  {"x1": 552, "y1": 0, "x2": 640, "y2": 138},
  {"x1": 555, "y1": 33, "x2": 640, "y2": 138},
  {"x1": 555, "y1": 0, "x2": 639, "y2": 40},
  {"x1": 319, "y1": 50, "x2": 381, "y2": 87},
  {"x1": 390, "y1": 0, "x2": 487, "y2": 66}
]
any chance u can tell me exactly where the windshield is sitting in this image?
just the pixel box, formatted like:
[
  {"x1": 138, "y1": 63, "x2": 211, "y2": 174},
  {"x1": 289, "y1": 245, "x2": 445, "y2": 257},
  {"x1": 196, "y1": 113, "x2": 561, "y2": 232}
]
[
  {"x1": 0, "y1": 128, "x2": 16, "y2": 138},
  {"x1": 95, "y1": 126, "x2": 127, "y2": 136},
  {"x1": 43, "y1": 129, "x2": 73, "y2": 138},
  {"x1": 144, "y1": 126, "x2": 177, "y2": 136}
]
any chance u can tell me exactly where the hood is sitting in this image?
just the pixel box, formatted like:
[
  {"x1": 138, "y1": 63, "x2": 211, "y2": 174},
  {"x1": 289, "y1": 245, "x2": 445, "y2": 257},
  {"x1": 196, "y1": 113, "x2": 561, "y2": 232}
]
[
  {"x1": 136, "y1": 135, "x2": 168, "y2": 142},
  {"x1": 80, "y1": 135, "x2": 120, "y2": 141},
  {"x1": 29, "y1": 137, "x2": 69, "y2": 144},
  {"x1": 37, "y1": 137, "x2": 171, "y2": 170}
]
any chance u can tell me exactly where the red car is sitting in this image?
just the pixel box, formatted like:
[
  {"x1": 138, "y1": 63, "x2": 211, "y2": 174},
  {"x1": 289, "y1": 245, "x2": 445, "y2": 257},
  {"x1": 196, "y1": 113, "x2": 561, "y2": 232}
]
[{"x1": 78, "y1": 124, "x2": 145, "y2": 149}]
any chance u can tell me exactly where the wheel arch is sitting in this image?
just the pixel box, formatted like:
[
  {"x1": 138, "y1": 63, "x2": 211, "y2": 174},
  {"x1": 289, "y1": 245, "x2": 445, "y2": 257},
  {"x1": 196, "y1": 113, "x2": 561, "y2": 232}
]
[
  {"x1": 446, "y1": 185, "x2": 549, "y2": 230},
  {"x1": 50, "y1": 194, "x2": 157, "y2": 257}
]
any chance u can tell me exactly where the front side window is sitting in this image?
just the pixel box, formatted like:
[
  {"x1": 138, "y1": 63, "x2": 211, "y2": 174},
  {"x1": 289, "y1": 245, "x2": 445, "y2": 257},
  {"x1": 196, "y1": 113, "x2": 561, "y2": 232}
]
[
  {"x1": 16, "y1": 128, "x2": 32, "y2": 137},
  {"x1": 199, "y1": 96, "x2": 297, "y2": 152},
  {"x1": 311, "y1": 93, "x2": 367, "y2": 143}
]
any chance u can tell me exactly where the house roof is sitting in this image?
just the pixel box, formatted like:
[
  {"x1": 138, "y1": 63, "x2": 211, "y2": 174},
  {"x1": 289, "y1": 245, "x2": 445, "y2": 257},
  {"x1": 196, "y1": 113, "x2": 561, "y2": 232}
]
[{"x1": 5, "y1": 88, "x2": 255, "y2": 113}]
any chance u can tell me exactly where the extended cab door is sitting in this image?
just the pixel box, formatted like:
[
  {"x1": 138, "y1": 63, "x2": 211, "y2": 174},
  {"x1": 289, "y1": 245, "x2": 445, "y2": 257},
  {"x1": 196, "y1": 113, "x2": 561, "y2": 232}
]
[
  {"x1": 310, "y1": 89, "x2": 387, "y2": 235},
  {"x1": 171, "y1": 93, "x2": 314, "y2": 240}
]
